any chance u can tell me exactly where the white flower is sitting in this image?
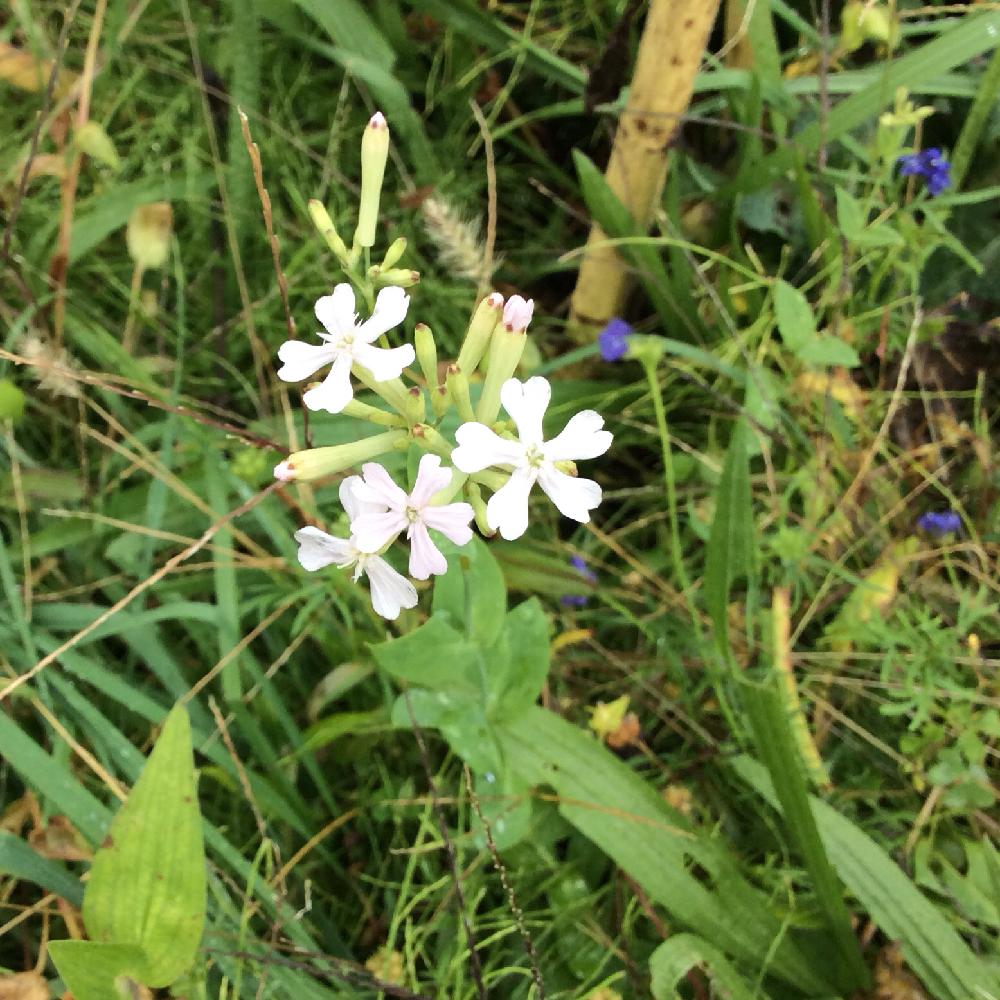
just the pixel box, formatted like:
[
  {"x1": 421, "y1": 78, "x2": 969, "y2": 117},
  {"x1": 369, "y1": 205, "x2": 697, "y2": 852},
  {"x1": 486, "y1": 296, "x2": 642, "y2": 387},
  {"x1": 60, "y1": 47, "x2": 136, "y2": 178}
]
[
  {"x1": 276, "y1": 283, "x2": 414, "y2": 414},
  {"x1": 502, "y1": 295, "x2": 534, "y2": 332},
  {"x1": 293, "y1": 477, "x2": 417, "y2": 620},
  {"x1": 451, "y1": 376, "x2": 612, "y2": 540},
  {"x1": 350, "y1": 455, "x2": 474, "y2": 580}
]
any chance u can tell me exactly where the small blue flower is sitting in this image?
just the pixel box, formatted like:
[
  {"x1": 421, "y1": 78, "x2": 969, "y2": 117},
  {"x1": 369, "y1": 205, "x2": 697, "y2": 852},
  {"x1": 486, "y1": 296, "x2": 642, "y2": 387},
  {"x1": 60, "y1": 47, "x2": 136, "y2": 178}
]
[
  {"x1": 898, "y1": 148, "x2": 952, "y2": 197},
  {"x1": 561, "y1": 555, "x2": 598, "y2": 607},
  {"x1": 598, "y1": 318, "x2": 633, "y2": 362},
  {"x1": 916, "y1": 510, "x2": 961, "y2": 536}
]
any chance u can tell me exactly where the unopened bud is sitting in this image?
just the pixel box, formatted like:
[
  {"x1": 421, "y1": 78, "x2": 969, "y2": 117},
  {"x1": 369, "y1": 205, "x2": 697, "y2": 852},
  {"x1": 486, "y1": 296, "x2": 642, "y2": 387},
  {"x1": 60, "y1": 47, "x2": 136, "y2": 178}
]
[
  {"x1": 342, "y1": 398, "x2": 408, "y2": 428},
  {"x1": 375, "y1": 267, "x2": 420, "y2": 288},
  {"x1": 446, "y1": 364, "x2": 475, "y2": 423},
  {"x1": 414, "y1": 324, "x2": 438, "y2": 387},
  {"x1": 502, "y1": 295, "x2": 534, "y2": 333},
  {"x1": 410, "y1": 423, "x2": 451, "y2": 458},
  {"x1": 273, "y1": 430, "x2": 406, "y2": 483},
  {"x1": 126, "y1": 202, "x2": 172, "y2": 270},
  {"x1": 308, "y1": 199, "x2": 351, "y2": 262},
  {"x1": 456, "y1": 292, "x2": 504, "y2": 375},
  {"x1": 382, "y1": 236, "x2": 407, "y2": 270},
  {"x1": 352, "y1": 367, "x2": 411, "y2": 416},
  {"x1": 403, "y1": 386, "x2": 426, "y2": 425},
  {"x1": 430, "y1": 383, "x2": 449, "y2": 420},
  {"x1": 355, "y1": 111, "x2": 390, "y2": 249},
  {"x1": 476, "y1": 326, "x2": 527, "y2": 423}
]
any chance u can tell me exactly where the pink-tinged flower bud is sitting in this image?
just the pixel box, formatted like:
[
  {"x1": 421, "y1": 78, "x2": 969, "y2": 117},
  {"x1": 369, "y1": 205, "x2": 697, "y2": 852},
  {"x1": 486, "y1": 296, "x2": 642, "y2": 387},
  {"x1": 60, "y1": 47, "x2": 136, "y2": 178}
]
[
  {"x1": 502, "y1": 295, "x2": 534, "y2": 333},
  {"x1": 274, "y1": 461, "x2": 296, "y2": 482},
  {"x1": 272, "y1": 431, "x2": 407, "y2": 483},
  {"x1": 355, "y1": 112, "x2": 390, "y2": 249}
]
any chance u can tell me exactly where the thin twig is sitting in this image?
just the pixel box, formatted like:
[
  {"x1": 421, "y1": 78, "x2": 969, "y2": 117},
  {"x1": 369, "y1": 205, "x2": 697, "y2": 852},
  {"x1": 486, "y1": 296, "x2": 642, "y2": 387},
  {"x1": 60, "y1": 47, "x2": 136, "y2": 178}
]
[
  {"x1": 462, "y1": 765, "x2": 545, "y2": 998},
  {"x1": 403, "y1": 692, "x2": 488, "y2": 1000},
  {"x1": 0, "y1": 483, "x2": 281, "y2": 703}
]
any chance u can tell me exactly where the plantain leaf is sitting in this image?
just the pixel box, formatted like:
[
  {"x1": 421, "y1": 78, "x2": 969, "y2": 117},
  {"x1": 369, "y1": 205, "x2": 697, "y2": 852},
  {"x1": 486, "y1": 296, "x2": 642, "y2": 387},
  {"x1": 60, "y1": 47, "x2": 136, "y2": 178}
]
[
  {"x1": 48, "y1": 940, "x2": 149, "y2": 1000},
  {"x1": 733, "y1": 756, "x2": 1000, "y2": 1000},
  {"x1": 83, "y1": 705, "x2": 205, "y2": 987},
  {"x1": 649, "y1": 934, "x2": 758, "y2": 1000}
]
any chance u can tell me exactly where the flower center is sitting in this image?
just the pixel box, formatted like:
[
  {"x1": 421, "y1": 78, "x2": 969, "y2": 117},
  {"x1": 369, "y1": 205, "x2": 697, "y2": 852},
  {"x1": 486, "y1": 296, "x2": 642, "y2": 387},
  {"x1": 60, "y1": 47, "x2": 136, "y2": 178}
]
[
  {"x1": 525, "y1": 444, "x2": 545, "y2": 469},
  {"x1": 405, "y1": 505, "x2": 420, "y2": 524}
]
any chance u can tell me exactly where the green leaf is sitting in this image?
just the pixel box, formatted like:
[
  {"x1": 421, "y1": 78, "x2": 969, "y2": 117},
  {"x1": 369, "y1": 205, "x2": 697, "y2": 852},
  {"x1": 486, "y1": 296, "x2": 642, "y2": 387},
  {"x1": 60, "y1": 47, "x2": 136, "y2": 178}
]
[
  {"x1": 774, "y1": 280, "x2": 816, "y2": 352},
  {"x1": 0, "y1": 831, "x2": 83, "y2": 907},
  {"x1": 704, "y1": 418, "x2": 755, "y2": 652},
  {"x1": 733, "y1": 756, "x2": 1000, "y2": 1000},
  {"x1": 372, "y1": 614, "x2": 479, "y2": 692},
  {"x1": 649, "y1": 934, "x2": 756, "y2": 1000},
  {"x1": 48, "y1": 941, "x2": 150, "y2": 1000},
  {"x1": 432, "y1": 535, "x2": 507, "y2": 647},
  {"x1": 796, "y1": 338, "x2": 862, "y2": 368},
  {"x1": 740, "y1": 680, "x2": 868, "y2": 990},
  {"x1": 835, "y1": 187, "x2": 864, "y2": 240},
  {"x1": 498, "y1": 706, "x2": 833, "y2": 994},
  {"x1": 83, "y1": 705, "x2": 205, "y2": 988},
  {"x1": 489, "y1": 598, "x2": 550, "y2": 717}
]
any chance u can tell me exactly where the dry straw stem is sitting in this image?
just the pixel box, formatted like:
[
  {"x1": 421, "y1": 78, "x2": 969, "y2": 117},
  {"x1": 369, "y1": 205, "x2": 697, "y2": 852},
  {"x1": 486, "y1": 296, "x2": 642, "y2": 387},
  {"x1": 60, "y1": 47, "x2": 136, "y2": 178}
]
[{"x1": 569, "y1": 0, "x2": 721, "y2": 338}]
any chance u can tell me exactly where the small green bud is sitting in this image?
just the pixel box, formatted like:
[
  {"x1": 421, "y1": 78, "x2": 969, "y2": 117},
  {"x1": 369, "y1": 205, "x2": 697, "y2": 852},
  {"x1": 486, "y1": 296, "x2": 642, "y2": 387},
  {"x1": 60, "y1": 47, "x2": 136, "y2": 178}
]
[
  {"x1": 75, "y1": 121, "x2": 121, "y2": 171},
  {"x1": 308, "y1": 199, "x2": 351, "y2": 263},
  {"x1": 446, "y1": 364, "x2": 476, "y2": 423},
  {"x1": 410, "y1": 423, "x2": 452, "y2": 459},
  {"x1": 273, "y1": 430, "x2": 407, "y2": 483},
  {"x1": 0, "y1": 380, "x2": 26, "y2": 423},
  {"x1": 841, "y1": 0, "x2": 898, "y2": 51},
  {"x1": 414, "y1": 324, "x2": 438, "y2": 387},
  {"x1": 355, "y1": 111, "x2": 390, "y2": 249},
  {"x1": 374, "y1": 267, "x2": 420, "y2": 288},
  {"x1": 403, "y1": 386, "x2": 426, "y2": 425},
  {"x1": 382, "y1": 236, "x2": 407, "y2": 270},
  {"x1": 456, "y1": 292, "x2": 504, "y2": 375},
  {"x1": 430, "y1": 383, "x2": 449, "y2": 420}
]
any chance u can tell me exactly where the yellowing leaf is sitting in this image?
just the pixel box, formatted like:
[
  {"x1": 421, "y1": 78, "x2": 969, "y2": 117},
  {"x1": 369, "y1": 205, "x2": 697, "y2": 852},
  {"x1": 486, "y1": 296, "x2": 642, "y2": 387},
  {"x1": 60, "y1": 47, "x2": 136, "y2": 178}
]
[
  {"x1": 0, "y1": 43, "x2": 76, "y2": 96},
  {"x1": 81, "y1": 705, "x2": 205, "y2": 988}
]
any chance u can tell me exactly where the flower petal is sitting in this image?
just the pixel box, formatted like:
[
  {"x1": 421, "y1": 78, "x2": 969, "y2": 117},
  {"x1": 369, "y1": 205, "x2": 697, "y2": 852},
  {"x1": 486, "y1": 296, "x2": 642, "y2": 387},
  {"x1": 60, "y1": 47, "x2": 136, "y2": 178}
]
[
  {"x1": 351, "y1": 510, "x2": 408, "y2": 553},
  {"x1": 452, "y1": 422, "x2": 525, "y2": 473},
  {"x1": 537, "y1": 466, "x2": 602, "y2": 523},
  {"x1": 409, "y1": 454, "x2": 453, "y2": 508},
  {"x1": 302, "y1": 352, "x2": 353, "y2": 413},
  {"x1": 422, "y1": 502, "x2": 474, "y2": 545},
  {"x1": 353, "y1": 342, "x2": 416, "y2": 382},
  {"x1": 408, "y1": 522, "x2": 448, "y2": 580},
  {"x1": 500, "y1": 377, "x2": 550, "y2": 447},
  {"x1": 363, "y1": 555, "x2": 419, "y2": 620},
  {"x1": 543, "y1": 410, "x2": 613, "y2": 462},
  {"x1": 293, "y1": 526, "x2": 355, "y2": 571},
  {"x1": 357, "y1": 285, "x2": 410, "y2": 343},
  {"x1": 358, "y1": 462, "x2": 409, "y2": 510},
  {"x1": 315, "y1": 284, "x2": 357, "y2": 339},
  {"x1": 486, "y1": 468, "x2": 535, "y2": 540},
  {"x1": 276, "y1": 340, "x2": 338, "y2": 383},
  {"x1": 339, "y1": 475, "x2": 365, "y2": 523}
]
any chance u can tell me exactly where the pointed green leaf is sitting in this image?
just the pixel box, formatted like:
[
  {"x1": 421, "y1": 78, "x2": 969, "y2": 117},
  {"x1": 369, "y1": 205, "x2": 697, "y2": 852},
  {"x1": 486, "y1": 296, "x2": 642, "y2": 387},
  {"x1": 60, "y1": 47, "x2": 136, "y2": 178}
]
[
  {"x1": 83, "y1": 705, "x2": 205, "y2": 987},
  {"x1": 774, "y1": 280, "x2": 816, "y2": 352},
  {"x1": 650, "y1": 934, "x2": 757, "y2": 1000}
]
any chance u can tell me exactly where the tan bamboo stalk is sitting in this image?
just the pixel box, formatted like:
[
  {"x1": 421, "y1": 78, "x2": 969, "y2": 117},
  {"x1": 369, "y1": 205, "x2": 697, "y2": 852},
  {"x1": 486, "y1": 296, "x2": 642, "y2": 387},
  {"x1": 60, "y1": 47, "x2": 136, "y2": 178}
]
[{"x1": 569, "y1": 0, "x2": 721, "y2": 339}]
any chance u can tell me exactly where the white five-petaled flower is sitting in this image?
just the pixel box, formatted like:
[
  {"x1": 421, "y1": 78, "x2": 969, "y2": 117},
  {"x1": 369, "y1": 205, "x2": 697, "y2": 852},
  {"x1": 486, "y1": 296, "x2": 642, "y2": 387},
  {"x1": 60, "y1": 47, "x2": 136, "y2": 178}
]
[
  {"x1": 276, "y1": 283, "x2": 414, "y2": 414},
  {"x1": 293, "y1": 477, "x2": 417, "y2": 620},
  {"x1": 451, "y1": 377, "x2": 612, "y2": 540},
  {"x1": 350, "y1": 455, "x2": 475, "y2": 580}
]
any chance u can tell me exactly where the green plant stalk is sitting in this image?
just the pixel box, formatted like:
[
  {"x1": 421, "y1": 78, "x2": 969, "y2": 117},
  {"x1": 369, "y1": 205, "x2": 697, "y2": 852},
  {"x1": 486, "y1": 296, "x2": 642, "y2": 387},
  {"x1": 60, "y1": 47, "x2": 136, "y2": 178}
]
[
  {"x1": 641, "y1": 358, "x2": 695, "y2": 612},
  {"x1": 950, "y1": 42, "x2": 1000, "y2": 189}
]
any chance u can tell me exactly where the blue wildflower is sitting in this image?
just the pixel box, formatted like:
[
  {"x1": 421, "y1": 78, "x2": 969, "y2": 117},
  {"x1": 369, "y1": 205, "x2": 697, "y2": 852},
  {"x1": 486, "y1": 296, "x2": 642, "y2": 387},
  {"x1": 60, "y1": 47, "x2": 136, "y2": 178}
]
[
  {"x1": 598, "y1": 318, "x2": 633, "y2": 362},
  {"x1": 897, "y1": 148, "x2": 952, "y2": 197},
  {"x1": 916, "y1": 510, "x2": 961, "y2": 536},
  {"x1": 561, "y1": 555, "x2": 597, "y2": 607}
]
